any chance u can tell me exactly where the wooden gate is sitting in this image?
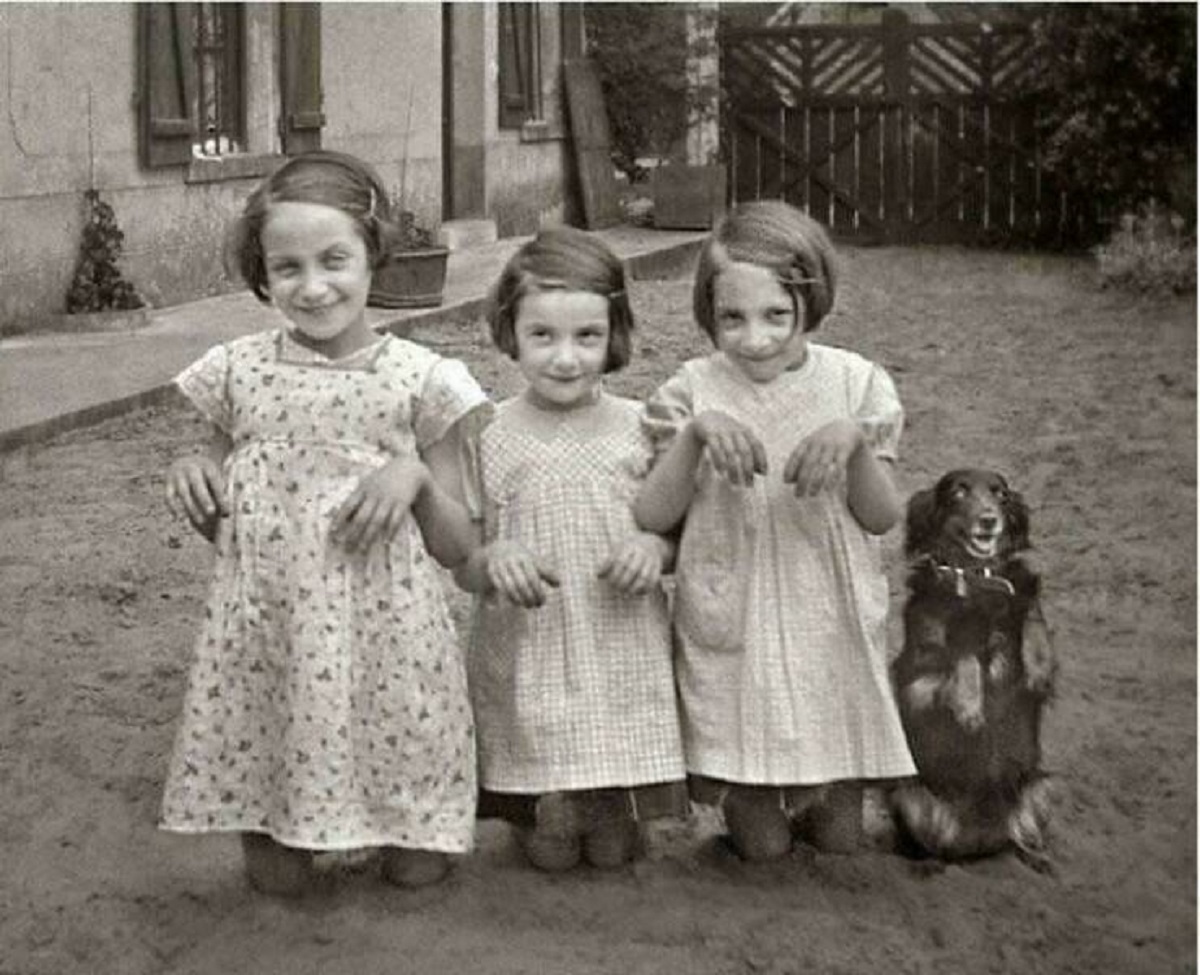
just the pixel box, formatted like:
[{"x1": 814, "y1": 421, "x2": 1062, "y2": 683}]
[{"x1": 721, "y1": 9, "x2": 1080, "y2": 245}]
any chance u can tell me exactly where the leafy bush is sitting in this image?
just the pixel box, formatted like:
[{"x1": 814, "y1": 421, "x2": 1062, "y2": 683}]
[
  {"x1": 585, "y1": 5, "x2": 693, "y2": 182},
  {"x1": 1027, "y1": 4, "x2": 1196, "y2": 242},
  {"x1": 65, "y1": 190, "x2": 144, "y2": 313},
  {"x1": 1094, "y1": 203, "x2": 1196, "y2": 295}
]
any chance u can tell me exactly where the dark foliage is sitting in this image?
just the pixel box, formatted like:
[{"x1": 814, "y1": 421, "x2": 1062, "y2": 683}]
[
  {"x1": 584, "y1": 5, "x2": 691, "y2": 181},
  {"x1": 1027, "y1": 3, "x2": 1197, "y2": 238},
  {"x1": 65, "y1": 189, "x2": 143, "y2": 313}
]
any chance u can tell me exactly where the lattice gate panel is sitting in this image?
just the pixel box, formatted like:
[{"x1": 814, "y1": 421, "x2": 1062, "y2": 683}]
[{"x1": 721, "y1": 13, "x2": 1080, "y2": 245}]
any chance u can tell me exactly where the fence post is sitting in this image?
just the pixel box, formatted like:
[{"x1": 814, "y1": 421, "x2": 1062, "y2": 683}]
[{"x1": 881, "y1": 8, "x2": 909, "y2": 243}]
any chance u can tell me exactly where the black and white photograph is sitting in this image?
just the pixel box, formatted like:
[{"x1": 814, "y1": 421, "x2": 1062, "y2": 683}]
[{"x1": 0, "y1": 3, "x2": 1194, "y2": 973}]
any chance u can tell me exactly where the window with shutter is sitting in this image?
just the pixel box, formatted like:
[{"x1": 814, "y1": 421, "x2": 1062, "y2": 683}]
[
  {"x1": 138, "y1": 4, "x2": 198, "y2": 168},
  {"x1": 498, "y1": 3, "x2": 541, "y2": 129},
  {"x1": 280, "y1": 3, "x2": 324, "y2": 154},
  {"x1": 138, "y1": 2, "x2": 324, "y2": 171}
]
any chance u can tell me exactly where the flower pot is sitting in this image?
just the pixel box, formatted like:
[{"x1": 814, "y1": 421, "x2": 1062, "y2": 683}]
[
  {"x1": 651, "y1": 164, "x2": 728, "y2": 230},
  {"x1": 368, "y1": 247, "x2": 449, "y2": 309}
]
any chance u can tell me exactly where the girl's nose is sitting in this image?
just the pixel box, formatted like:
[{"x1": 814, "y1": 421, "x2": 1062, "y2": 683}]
[
  {"x1": 296, "y1": 268, "x2": 327, "y2": 301},
  {"x1": 550, "y1": 341, "x2": 579, "y2": 367},
  {"x1": 742, "y1": 321, "x2": 774, "y2": 351}
]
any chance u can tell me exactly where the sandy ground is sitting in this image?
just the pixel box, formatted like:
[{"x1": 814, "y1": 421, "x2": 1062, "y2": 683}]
[{"x1": 0, "y1": 246, "x2": 1194, "y2": 975}]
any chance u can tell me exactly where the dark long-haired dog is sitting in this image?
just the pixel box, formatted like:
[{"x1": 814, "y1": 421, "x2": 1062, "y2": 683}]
[{"x1": 891, "y1": 469, "x2": 1056, "y2": 867}]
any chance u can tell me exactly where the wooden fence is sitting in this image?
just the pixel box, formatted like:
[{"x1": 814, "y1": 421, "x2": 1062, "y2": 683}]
[{"x1": 721, "y1": 9, "x2": 1089, "y2": 245}]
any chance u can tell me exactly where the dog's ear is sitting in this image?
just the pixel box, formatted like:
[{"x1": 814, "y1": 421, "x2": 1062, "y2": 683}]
[
  {"x1": 905, "y1": 487, "x2": 939, "y2": 558},
  {"x1": 1004, "y1": 488, "x2": 1032, "y2": 551}
]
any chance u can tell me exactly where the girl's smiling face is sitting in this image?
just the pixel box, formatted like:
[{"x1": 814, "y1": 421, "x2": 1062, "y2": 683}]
[
  {"x1": 712, "y1": 261, "x2": 808, "y2": 383},
  {"x1": 513, "y1": 287, "x2": 611, "y2": 411},
  {"x1": 261, "y1": 201, "x2": 375, "y2": 358}
]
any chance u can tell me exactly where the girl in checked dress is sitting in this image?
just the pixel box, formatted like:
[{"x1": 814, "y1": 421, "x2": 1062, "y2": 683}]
[{"x1": 454, "y1": 228, "x2": 687, "y2": 872}]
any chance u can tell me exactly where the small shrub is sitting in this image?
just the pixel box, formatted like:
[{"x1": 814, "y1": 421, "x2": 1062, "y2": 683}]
[
  {"x1": 1094, "y1": 203, "x2": 1197, "y2": 295},
  {"x1": 66, "y1": 189, "x2": 144, "y2": 313}
]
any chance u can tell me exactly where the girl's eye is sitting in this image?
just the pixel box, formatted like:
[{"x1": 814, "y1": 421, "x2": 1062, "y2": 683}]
[
  {"x1": 268, "y1": 263, "x2": 297, "y2": 277},
  {"x1": 324, "y1": 254, "x2": 348, "y2": 269},
  {"x1": 767, "y1": 308, "x2": 793, "y2": 323}
]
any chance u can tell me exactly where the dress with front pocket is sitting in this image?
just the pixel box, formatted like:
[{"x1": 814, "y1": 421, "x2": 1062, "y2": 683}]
[{"x1": 644, "y1": 344, "x2": 916, "y2": 787}]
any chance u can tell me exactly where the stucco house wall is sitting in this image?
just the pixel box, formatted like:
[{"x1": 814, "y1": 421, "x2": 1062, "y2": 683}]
[{"x1": 0, "y1": 3, "x2": 580, "y2": 329}]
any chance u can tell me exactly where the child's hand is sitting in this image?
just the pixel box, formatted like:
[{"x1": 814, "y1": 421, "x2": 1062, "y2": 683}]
[
  {"x1": 332, "y1": 457, "x2": 429, "y2": 553},
  {"x1": 783, "y1": 419, "x2": 863, "y2": 496},
  {"x1": 597, "y1": 532, "x2": 665, "y2": 596},
  {"x1": 693, "y1": 411, "x2": 768, "y2": 486},
  {"x1": 166, "y1": 456, "x2": 228, "y2": 543},
  {"x1": 486, "y1": 540, "x2": 561, "y2": 608}
]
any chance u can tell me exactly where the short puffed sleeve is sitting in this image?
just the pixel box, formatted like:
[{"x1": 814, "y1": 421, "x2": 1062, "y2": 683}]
[
  {"x1": 413, "y1": 356, "x2": 491, "y2": 452},
  {"x1": 174, "y1": 344, "x2": 232, "y2": 433},
  {"x1": 855, "y1": 361, "x2": 904, "y2": 461},
  {"x1": 641, "y1": 367, "x2": 696, "y2": 458}
]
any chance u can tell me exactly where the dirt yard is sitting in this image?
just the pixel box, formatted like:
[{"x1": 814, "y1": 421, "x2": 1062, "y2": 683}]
[{"x1": 0, "y1": 246, "x2": 1194, "y2": 975}]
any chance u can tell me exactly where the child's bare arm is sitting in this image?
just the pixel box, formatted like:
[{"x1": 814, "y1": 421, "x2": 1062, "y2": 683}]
[
  {"x1": 332, "y1": 426, "x2": 477, "y2": 568},
  {"x1": 844, "y1": 448, "x2": 903, "y2": 535},
  {"x1": 784, "y1": 419, "x2": 902, "y2": 534},
  {"x1": 166, "y1": 425, "x2": 232, "y2": 543},
  {"x1": 634, "y1": 412, "x2": 766, "y2": 533}
]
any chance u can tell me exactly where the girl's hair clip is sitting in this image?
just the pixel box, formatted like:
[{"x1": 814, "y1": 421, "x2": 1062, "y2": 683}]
[
  {"x1": 366, "y1": 185, "x2": 379, "y2": 221},
  {"x1": 778, "y1": 271, "x2": 818, "y2": 289}
]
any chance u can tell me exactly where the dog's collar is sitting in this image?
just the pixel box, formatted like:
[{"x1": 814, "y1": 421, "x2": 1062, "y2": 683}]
[{"x1": 914, "y1": 555, "x2": 1016, "y2": 598}]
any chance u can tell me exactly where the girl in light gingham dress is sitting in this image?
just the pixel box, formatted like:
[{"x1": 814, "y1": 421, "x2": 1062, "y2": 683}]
[
  {"x1": 635, "y1": 202, "x2": 915, "y2": 862},
  {"x1": 454, "y1": 228, "x2": 687, "y2": 872}
]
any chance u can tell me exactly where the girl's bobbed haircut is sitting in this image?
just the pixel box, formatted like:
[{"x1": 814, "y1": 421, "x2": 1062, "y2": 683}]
[
  {"x1": 486, "y1": 226, "x2": 634, "y2": 373},
  {"x1": 226, "y1": 149, "x2": 401, "y2": 303},
  {"x1": 693, "y1": 200, "x2": 839, "y2": 341}
]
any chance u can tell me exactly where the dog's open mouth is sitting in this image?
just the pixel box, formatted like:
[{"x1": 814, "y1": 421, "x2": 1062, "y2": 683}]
[{"x1": 965, "y1": 529, "x2": 1001, "y2": 559}]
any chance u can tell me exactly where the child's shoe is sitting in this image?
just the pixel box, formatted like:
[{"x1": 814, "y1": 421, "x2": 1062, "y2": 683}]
[
  {"x1": 381, "y1": 847, "x2": 450, "y2": 888},
  {"x1": 723, "y1": 788, "x2": 792, "y2": 861},
  {"x1": 794, "y1": 782, "x2": 864, "y2": 853},
  {"x1": 514, "y1": 825, "x2": 582, "y2": 872},
  {"x1": 241, "y1": 833, "x2": 315, "y2": 897}
]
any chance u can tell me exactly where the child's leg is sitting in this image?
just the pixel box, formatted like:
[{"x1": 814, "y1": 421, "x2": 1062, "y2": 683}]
[
  {"x1": 241, "y1": 833, "x2": 315, "y2": 896},
  {"x1": 380, "y1": 847, "x2": 450, "y2": 888},
  {"x1": 581, "y1": 791, "x2": 641, "y2": 869},
  {"x1": 722, "y1": 785, "x2": 792, "y2": 861},
  {"x1": 796, "y1": 781, "x2": 864, "y2": 853}
]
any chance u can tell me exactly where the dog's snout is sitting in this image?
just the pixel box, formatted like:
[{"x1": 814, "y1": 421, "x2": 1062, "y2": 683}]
[{"x1": 977, "y1": 513, "x2": 1000, "y2": 531}]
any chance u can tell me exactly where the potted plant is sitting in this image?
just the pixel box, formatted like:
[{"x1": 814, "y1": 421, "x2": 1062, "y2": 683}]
[{"x1": 368, "y1": 205, "x2": 449, "y2": 310}]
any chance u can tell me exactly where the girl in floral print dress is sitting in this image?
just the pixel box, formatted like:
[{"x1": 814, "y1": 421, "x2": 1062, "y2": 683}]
[
  {"x1": 162, "y1": 151, "x2": 489, "y2": 895},
  {"x1": 634, "y1": 202, "x2": 915, "y2": 862},
  {"x1": 453, "y1": 228, "x2": 687, "y2": 872}
]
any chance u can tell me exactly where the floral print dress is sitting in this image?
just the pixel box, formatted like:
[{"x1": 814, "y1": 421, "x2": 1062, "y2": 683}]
[
  {"x1": 644, "y1": 343, "x2": 916, "y2": 788},
  {"x1": 160, "y1": 330, "x2": 488, "y2": 853}
]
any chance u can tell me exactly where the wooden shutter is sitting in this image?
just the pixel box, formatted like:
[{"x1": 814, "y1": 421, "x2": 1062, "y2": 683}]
[
  {"x1": 280, "y1": 3, "x2": 323, "y2": 154},
  {"x1": 138, "y1": 4, "x2": 198, "y2": 168},
  {"x1": 499, "y1": 3, "x2": 535, "y2": 128}
]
